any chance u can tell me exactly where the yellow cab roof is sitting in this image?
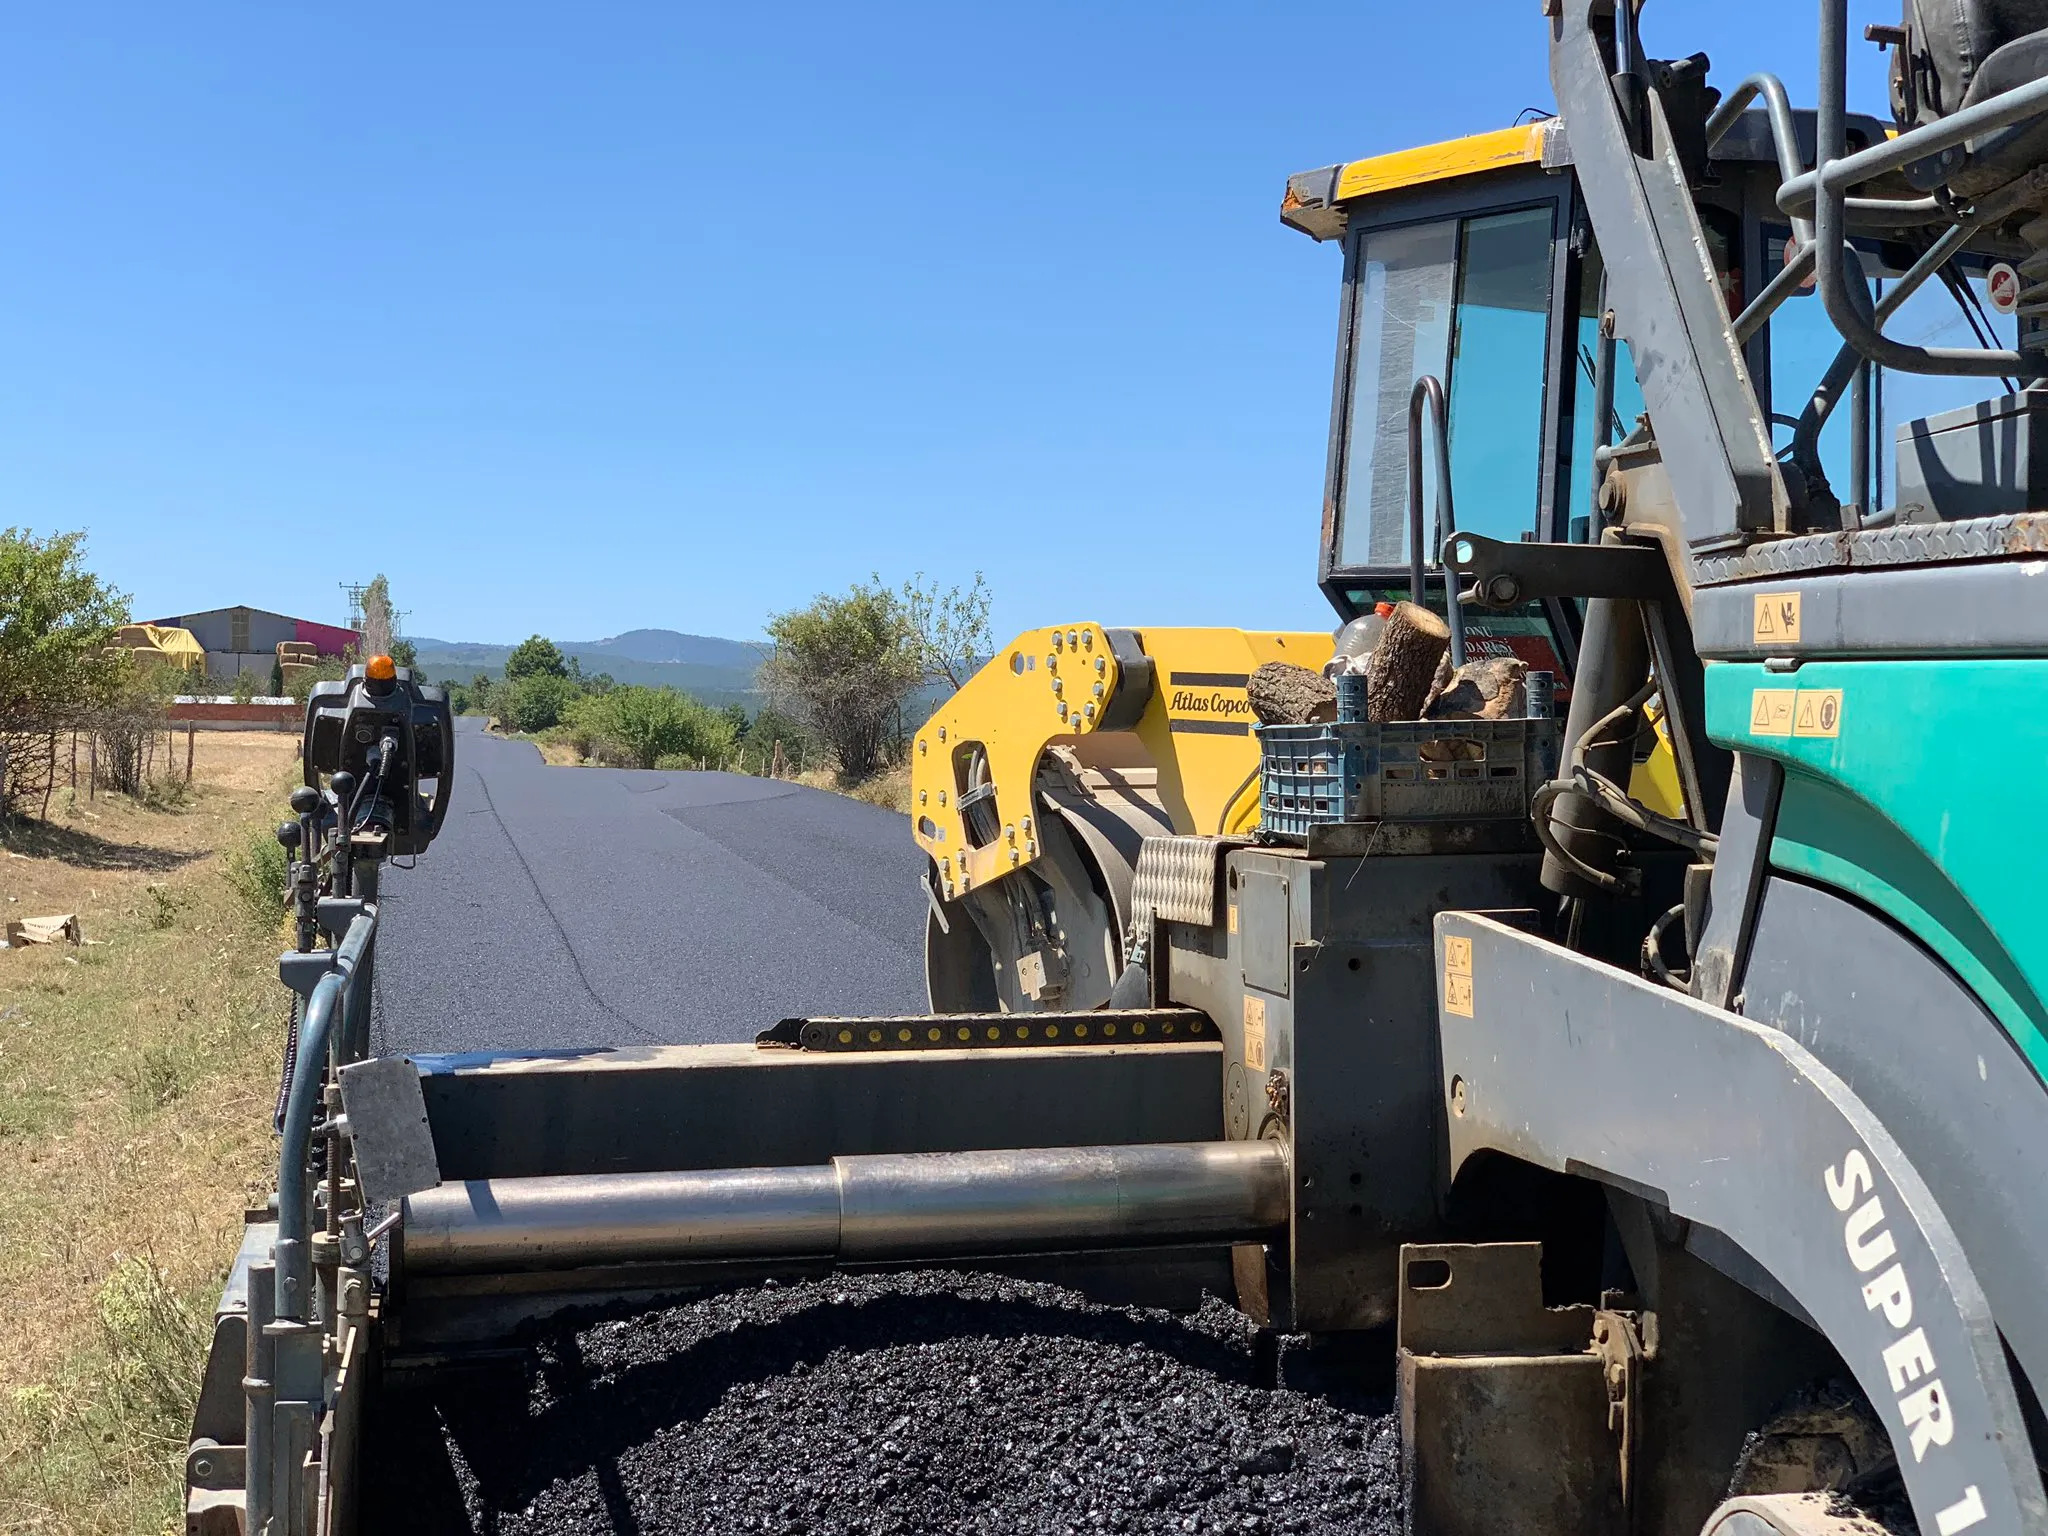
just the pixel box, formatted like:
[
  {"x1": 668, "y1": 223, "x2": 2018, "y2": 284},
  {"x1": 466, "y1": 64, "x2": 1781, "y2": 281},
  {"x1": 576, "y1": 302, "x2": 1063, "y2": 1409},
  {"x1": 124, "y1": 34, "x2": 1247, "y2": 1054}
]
[{"x1": 1281, "y1": 122, "x2": 1557, "y2": 241}]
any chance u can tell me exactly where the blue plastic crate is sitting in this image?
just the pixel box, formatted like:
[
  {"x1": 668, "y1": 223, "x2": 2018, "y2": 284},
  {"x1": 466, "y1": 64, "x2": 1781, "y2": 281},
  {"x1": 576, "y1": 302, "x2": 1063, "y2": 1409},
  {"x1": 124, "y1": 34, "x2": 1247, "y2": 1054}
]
[{"x1": 1257, "y1": 716, "x2": 1562, "y2": 841}]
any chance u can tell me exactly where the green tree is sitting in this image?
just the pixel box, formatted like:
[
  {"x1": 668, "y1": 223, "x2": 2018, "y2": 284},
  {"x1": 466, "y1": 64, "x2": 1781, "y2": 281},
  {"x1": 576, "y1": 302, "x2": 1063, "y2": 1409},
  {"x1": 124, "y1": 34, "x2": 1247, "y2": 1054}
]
[
  {"x1": 902, "y1": 570, "x2": 993, "y2": 692},
  {"x1": 760, "y1": 579, "x2": 921, "y2": 784},
  {"x1": 0, "y1": 528, "x2": 128, "y2": 728},
  {"x1": 284, "y1": 657, "x2": 348, "y2": 706},
  {"x1": 497, "y1": 671, "x2": 578, "y2": 732},
  {"x1": 504, "y1": 635, "x2": 569, "y2": 681},
  {"x1": 359, "y1": 574, "x2": 396, "y2": 656},
  {"x1": 575, "y1": 685, "x2": 737, "y2": 769},
  {"x1": 390, "y1": 637, "x2": 419, "y2": 670}
]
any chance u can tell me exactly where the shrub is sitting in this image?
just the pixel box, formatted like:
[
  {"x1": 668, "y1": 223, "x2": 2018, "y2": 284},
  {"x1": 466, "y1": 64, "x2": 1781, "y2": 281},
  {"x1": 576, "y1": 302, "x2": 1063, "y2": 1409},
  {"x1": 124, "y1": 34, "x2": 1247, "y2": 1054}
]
[
  {"x1": 577, "y1": 685, "x2": 737, "y2": 769},
  {"x1": 497, "y1": 672, "x2": 578, "y2": 733},
  {"x1": 760, "y1": 579, "x2": 922, "y2": 783},
  {"x1": 94, "y1": 1257, "x2": 206, "y2": 1456},
  {"x1": 222, "y1": 824, "x2": 289, "y2": 928},
  {"x1": 285, "y1": 657, "x2": 346, "y2": 706},
  {"x1": 89, "y1": 660, "x2": 181, "y2": 798}
]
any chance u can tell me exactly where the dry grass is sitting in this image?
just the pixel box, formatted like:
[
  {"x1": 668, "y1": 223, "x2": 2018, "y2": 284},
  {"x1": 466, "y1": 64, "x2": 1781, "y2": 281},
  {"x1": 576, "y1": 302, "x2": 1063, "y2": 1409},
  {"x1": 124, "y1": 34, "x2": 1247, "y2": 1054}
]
[
  {"x1": 531, "y1": 737, "x2": 585, "y2": 766},
  {"x1": 791, "y1": 762, "x2": 911, "y2": 814},
  {"x1": 0, "y1": 732, "x2": 298, "y2": 1536}
]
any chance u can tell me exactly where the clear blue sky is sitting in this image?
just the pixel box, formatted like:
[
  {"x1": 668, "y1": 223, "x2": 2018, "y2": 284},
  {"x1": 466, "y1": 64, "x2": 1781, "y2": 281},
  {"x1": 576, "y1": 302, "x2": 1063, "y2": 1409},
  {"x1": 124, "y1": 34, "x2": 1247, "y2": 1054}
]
[{"x1": 0, "y1": 2, "x2": 1899, "y2": 645}]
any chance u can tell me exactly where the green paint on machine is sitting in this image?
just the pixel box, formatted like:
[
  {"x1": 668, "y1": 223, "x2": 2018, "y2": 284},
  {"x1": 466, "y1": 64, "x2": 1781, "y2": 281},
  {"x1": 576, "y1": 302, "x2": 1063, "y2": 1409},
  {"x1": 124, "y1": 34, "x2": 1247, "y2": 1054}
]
[{"x1": 1706, "y1": 659, "x2": 2048, "y2": 1082}]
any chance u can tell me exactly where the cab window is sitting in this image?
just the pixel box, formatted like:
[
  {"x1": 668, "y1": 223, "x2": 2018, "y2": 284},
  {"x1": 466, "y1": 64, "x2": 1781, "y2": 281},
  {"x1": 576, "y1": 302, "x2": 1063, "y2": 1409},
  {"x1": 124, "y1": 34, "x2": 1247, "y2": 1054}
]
[{"x1": 1338, "y1": 205, "x2": 1556, "y2": 569}]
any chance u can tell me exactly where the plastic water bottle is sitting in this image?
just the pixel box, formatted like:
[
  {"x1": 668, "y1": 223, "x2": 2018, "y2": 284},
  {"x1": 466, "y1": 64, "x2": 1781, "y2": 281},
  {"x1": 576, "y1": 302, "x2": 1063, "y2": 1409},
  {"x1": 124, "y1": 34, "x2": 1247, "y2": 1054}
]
[{"x1": 1325, "y1": 602, "x2": 1395, "y2": 679}]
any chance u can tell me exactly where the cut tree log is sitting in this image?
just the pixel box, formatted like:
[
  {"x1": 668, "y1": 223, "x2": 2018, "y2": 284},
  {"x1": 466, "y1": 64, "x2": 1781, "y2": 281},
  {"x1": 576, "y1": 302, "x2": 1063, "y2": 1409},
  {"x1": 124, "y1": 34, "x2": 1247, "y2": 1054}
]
[
  {"x1": 1425, "y1": 656, "x2": 1530, "y2": 721},
  {"x1": 1363, "y1": 602, "x2": 1451, "y2": 723},
  {"x1": 1247, "y1": 662, "x2": 1336, "y2": 726}
]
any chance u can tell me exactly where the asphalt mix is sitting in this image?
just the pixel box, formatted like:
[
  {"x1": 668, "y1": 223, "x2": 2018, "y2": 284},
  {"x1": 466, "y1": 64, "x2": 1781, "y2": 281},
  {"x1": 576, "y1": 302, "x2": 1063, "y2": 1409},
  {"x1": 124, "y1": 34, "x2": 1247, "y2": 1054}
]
[{"x1": 364, "y1": 1271, "x2": 1403, "y2": 1536}]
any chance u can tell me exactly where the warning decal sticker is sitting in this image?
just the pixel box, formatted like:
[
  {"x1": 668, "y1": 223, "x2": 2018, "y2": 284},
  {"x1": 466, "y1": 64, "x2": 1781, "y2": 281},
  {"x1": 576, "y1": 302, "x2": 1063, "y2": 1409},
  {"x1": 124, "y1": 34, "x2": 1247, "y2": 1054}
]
[
  {"x1": 1444, "y1": 935, "x2": 1474, "y2": 1018},
  {"x1": 1752, "y1": 591, "x2": 1802, "y2": 645}
]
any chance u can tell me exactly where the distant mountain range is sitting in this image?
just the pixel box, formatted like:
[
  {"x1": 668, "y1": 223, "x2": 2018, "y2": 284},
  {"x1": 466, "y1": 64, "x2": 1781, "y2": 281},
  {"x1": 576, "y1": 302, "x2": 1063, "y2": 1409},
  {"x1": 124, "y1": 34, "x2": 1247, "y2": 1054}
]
[{"x1": 406, "y1": 628, "x2": 763, "y2": 704}]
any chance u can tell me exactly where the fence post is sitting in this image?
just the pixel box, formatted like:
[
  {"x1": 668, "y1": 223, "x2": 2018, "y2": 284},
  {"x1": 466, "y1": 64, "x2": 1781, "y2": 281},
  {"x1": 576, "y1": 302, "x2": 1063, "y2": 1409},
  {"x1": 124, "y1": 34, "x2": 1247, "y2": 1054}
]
[{"x1": 186, "y1": 723, "x2": 196, "y2": 783}]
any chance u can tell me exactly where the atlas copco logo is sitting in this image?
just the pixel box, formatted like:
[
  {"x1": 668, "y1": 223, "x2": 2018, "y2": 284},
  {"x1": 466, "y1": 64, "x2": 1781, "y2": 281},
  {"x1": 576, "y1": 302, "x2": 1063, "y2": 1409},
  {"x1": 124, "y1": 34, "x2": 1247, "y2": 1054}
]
[
  {"x1": 1165, "y1": 672, "x2": 1254, "y2": 719},
  {"x1": 1169, "y1": 688, "x2": 1253, "y2": 718}
]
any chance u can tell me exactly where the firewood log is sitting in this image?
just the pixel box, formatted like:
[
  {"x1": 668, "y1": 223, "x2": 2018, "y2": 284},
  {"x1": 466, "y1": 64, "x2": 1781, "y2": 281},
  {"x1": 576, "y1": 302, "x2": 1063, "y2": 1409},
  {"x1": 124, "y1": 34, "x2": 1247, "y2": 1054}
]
[
  {"x1": 1363, "y1": 602, "x2": 1450, "y2": 723},
  {"x1": 1247, "y1": 662, "x2": 1336, "y2": 726},
  {"x1": 1425, "y1": 657, "x2": 1530, "y2": 721}
]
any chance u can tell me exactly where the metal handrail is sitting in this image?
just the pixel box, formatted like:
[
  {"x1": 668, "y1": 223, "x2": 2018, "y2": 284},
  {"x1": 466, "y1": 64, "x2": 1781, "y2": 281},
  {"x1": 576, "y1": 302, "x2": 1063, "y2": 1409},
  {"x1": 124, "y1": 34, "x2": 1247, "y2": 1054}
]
[
  {"x1": 1807, "y1": 0, "x2": 2040, "y2": 377},
  {"x1": 1407, "y1": 375, "x2": 1467, "y2": 667},
  {"x1": 1707, "y1": 73, "x2": 1817, "y2": 247},
  {"x1": 273, "y1": 908, "x2": 376, "y2": 1322},
  {"x1": 1791, "y1": 227, "x2": 1978, "y2": 488}
]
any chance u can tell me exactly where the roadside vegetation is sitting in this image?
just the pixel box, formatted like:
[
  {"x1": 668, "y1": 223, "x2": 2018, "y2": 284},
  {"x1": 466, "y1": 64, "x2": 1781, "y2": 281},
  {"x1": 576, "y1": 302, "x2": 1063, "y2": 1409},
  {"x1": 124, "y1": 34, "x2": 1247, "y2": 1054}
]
[
  {"x1": 474, "y1": 573, "x2": 989, "y2": 817},
  {"x1": 1, "y1": 527, "x2": 304, "y2": 1535},
  {"x1": 0, "y1": 733, "x2": 296, "y2": 1536}
]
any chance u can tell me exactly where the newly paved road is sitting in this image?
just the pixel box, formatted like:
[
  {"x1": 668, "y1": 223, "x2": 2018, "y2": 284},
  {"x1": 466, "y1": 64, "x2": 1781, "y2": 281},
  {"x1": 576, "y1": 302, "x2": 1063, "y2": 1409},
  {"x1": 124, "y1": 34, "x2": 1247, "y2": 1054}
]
[{"x1": 371, "y1": 720, "x2": 928, "y2": 1052}]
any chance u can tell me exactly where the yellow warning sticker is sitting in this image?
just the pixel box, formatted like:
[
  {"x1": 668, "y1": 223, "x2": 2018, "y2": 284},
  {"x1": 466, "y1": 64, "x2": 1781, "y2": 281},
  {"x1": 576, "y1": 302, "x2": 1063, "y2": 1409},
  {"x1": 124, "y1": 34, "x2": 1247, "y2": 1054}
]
[
  {"x1": 1749, "y1": 688, "x2": 1796, "y2": 736},
  {"x1": 1242, "y1": 994, "x2": 1267, "y2": 1073},
  {"x1": 1444, "y1": 936, "x2": 1474, "y2": 1017},
  {"x1": 1752, "y1": 591, "x2": 1802, "y2": 645},
  {"x1": 1445, "y1": 972, "x2": 1474, "y2": 1018},
  {"x1": 1227, "y1": 903, "x2": 1238, "y2": 935},
  {"x1": 1792, "y1": 688, "x2": 1843, "y2": 739}
]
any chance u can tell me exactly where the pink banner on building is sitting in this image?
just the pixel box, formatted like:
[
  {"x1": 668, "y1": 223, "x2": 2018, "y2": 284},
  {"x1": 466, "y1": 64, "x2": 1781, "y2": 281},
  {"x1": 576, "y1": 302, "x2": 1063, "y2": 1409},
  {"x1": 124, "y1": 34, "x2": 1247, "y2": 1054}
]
[{"x1": 294, "y1": 620, "x2": 361, "y2": 657}]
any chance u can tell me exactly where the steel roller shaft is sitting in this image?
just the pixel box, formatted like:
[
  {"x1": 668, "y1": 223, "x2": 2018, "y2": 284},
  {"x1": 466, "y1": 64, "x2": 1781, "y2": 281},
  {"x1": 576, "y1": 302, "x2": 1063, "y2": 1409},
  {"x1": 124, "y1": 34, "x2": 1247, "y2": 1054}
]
[{"x1": 400, "y1": 1140, "x2": 1289, "y2": 1275}]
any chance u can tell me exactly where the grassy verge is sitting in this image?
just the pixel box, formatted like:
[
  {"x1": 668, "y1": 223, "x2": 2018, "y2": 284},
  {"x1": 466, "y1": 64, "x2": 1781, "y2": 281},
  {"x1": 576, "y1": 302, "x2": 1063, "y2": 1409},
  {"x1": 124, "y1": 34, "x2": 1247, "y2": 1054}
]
[
  {"x1": 794, "y1": 761, "x2": 911, "y2": 815},
  {"x1": 0, "y1": 733, "x2": 298, "y2": 1536}
]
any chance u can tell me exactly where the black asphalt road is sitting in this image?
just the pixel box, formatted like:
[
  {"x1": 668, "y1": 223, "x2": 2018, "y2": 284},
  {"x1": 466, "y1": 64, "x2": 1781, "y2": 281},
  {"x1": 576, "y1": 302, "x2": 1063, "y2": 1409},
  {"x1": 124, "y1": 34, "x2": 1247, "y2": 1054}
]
[{"x1": 372, "y1": 720, "x2": 928, "y2": 1053}]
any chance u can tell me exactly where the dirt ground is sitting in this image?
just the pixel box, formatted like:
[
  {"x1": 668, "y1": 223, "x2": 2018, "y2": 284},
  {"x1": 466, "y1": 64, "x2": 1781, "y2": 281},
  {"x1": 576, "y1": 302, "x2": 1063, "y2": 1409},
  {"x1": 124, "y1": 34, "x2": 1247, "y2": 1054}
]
[{"x1": 0, "y1": 730, "x2": 299, "y2": 1536}]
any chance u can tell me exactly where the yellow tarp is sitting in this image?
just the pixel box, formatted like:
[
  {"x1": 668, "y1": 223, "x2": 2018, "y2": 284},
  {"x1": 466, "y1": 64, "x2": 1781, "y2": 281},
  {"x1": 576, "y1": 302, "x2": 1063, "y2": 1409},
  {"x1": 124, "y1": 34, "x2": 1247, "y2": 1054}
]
[{"x1": 111, "y1": 624, "x2": 205, "y2": 671}]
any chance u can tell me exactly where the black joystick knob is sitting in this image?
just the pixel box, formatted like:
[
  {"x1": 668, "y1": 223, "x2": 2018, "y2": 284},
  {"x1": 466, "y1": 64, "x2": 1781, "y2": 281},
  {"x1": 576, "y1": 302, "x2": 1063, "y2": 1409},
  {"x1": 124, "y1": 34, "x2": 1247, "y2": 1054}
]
[
  {"x1": 289, "y1": 787, "x2": 320, "y2": 815},
  {"x1": 276, "y1": 821, "x2": 302, "y2": 850},
  {"x1": 329, "y1": 772, "x2": 356, "y2": 805}
]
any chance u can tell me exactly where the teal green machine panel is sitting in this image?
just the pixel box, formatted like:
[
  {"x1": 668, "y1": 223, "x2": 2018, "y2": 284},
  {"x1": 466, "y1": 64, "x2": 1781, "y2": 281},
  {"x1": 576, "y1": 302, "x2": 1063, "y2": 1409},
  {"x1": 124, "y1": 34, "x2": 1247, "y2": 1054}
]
[{"x1": 1706, "y1": 659, "x2": 2048, "y2": 1080}]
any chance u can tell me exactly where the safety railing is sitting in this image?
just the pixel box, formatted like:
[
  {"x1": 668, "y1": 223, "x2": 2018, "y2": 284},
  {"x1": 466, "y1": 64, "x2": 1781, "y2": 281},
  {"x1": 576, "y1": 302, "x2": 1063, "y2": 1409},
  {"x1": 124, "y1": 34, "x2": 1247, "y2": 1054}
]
[
  {"x1": 1407, "y1": 375, "x2": 1467, "y2": 667},
  {"x1": 1800, "y1": 0, "x2": 2043, "y2": 378},
  {"x1": 247, "y1": 903, "x2": 376, "y2": 1536}
]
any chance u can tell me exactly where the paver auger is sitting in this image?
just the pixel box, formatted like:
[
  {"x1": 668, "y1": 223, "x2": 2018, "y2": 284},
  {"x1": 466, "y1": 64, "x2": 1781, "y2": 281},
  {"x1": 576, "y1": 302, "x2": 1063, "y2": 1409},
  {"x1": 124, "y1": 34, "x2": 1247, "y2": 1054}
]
[{"x1": 192, "y1": 3, "x2": 2048, "y2": 1532}]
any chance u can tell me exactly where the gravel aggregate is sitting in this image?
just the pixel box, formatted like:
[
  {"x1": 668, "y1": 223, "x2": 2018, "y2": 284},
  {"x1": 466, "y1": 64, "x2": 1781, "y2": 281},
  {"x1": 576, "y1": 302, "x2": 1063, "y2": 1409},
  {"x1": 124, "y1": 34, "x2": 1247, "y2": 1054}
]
[{"x1": 366, "y1": 1270, "x2": 1402, "y2": 1535}]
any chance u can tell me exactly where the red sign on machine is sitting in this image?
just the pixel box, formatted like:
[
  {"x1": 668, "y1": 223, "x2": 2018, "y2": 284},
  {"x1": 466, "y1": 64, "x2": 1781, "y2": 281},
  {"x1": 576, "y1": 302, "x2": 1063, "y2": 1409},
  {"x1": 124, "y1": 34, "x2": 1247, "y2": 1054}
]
[{"x1": 1988, "y1": 261, "x2": 2022, "y2": 315}]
